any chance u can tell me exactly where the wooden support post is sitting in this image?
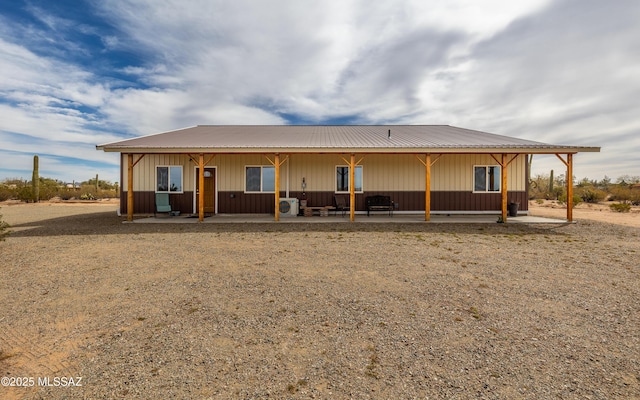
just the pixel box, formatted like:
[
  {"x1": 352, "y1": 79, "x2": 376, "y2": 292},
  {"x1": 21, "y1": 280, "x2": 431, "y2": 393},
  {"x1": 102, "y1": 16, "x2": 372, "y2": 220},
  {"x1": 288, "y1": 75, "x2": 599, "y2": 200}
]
[
  {"x1": 501, "y1": 153, "x2": 508, "y2": 222},
  {"x1": 350, "y1": 153, "x2": 355, "y2": 222},
  {"x1": 417, "y1": 154, "x2": 441, "y2": 222},
  {"x1": 198, "y1": 153, "x2": 204, "y2": 222},
  {"x1": 567, "y1": 153, "x2": 573, "y2": 222},
  {"x1": 425, "y1": 153, "x2": 431, "y2": 221},
  {"x1": 555, "y1": 153, "x2": 575, "y2": 222},
  {"x1": 274, "y1": 153, "x2": 280, "y2": 221},
  {"x1": 127, "y1": 153, "x2": 134, "y2": 222}
]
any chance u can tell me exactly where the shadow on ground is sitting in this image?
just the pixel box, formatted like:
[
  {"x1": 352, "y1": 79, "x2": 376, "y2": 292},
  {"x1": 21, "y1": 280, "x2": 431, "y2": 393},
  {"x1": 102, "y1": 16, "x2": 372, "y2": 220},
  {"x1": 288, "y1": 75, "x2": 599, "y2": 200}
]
[{"x1": 4, "y1": 211, "x2": 573, "y2": 238}]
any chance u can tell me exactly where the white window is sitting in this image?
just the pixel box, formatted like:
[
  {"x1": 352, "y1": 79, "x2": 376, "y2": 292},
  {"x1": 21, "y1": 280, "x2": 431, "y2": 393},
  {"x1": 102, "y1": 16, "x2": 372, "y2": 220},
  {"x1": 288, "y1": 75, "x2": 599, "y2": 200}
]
[
  {"x1": 245, "y1": 166, "x2": 275, "y2": 193},
  {"x1": 336, "y1": 165, "x2": 363, "y2": 193},
  {"x1": 156, "y1": 166, "x2": 183, "y2": 193},
  {"x1": 473, "y1": 165, "x2": 501, "y2": 192}
]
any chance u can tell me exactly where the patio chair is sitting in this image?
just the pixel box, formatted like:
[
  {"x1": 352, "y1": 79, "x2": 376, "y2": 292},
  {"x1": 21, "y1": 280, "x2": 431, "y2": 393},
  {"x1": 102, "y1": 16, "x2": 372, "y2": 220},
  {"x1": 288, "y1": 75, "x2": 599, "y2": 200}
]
[
  {"x1": 155, "y1": 193, "x2": 172, "y2": 217},
  {"x1": 333, "y1": 195, "x2": 349, "y2": 217}
]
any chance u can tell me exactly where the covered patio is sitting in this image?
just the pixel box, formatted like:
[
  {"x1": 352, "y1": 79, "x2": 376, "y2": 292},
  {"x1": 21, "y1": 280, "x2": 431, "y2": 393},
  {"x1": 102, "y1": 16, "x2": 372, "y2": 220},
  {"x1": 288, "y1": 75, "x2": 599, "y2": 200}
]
[
  {"x1": 126, "y1": 212, "x2": 572, "y2": 225},
  {"x1": 97, "y1": 125, "x2": 600, "y2": 224}
]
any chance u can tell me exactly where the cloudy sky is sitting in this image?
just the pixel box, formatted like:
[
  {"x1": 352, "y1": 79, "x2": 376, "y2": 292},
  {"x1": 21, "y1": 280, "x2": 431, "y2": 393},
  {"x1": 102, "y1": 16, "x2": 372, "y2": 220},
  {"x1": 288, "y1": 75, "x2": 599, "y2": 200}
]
[{"x1": 1, "y1": 0, "x2": 638, "y2": 184}]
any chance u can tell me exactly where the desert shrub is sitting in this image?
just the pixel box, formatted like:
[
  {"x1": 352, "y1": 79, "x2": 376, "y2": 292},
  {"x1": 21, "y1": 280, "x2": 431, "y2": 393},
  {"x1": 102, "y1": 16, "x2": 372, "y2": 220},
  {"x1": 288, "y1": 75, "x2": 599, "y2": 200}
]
[
  {"x1": 528, "y1": 173, "x2": 564, "y2": 200},
  {"x1": 98, "y1": 188, "x2": 119, "y2": 198},
  {"x1": 609, "y1": 202, "x2": 631, "y2": 213},
  {"x1": 630, "y1": 189, "x2": 640, "y2": 206},
  {"x1": 609, "y1": 186, "x2": 633, "y2": 203},
  {"x1": 557, "y1": 193, "x2": 582, "y2": 208},
  {"x1": 10, "y1": 178, "x2": 62, "y2": 202},
  {"x1": 577, "y1": 187, "x2": 606, "y2": 203},
  {"x1": 1, "y1": 179, "x2": 28, "y2": 201},
  {"x1": 2, "y1": 177, "x2": 118, "y2": 202},
  {"x1": 0, "y1": 185, "x2": 13, "y2": 201},
  {"x1": 17, "y1": 186, "x2": 34, "y2": 202},
  {"x1": 38, "y1": 178, "x2": 64, "y2": 201},
  {"x1": 528, "y1": 175, "x2": 546, "y2": 199},
  {"x1": 58, "y1": 191, "x2": 76, "y2": 200},
  {"x1": 78, "y1": 184, "x2": 118, "y2": 199},
  {"x1": 550, "y1": 186, "x2": 565, "y2": 200},
  {"x1": 0, "y1": 209, "x2": 10, "y2": 241}
]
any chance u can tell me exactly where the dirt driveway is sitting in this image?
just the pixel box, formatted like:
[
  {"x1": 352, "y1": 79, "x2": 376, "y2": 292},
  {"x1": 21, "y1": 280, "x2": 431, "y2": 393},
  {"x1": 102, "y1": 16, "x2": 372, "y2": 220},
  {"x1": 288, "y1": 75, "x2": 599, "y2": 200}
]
[
  {"x1": 528, "y1": 199, "x2": 640, "y2": 228},
  {"x1": 0, "y1": 201, "x2": 638, "y2": 399}
]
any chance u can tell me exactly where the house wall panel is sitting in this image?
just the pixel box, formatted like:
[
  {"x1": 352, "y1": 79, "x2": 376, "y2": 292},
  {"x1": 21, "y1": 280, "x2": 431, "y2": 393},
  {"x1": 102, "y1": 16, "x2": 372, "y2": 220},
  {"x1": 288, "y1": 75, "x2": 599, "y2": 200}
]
[
  {"x1": 120, "y1": 189, "x2": 528, "y2": 215},
  {"x1": 123, "y1": 152, "x2": 526, "y2": 192},
  {"x1": 217, "y1": 154, "x2": 266, "y2": 191},
  {"x1": 120, "y1": 152, "x2": 529, "y2": 214},
  {"x1": 287, "y1": 154, "x2": 345, "y2": 193},
  {"x1": 121, "y1": 191, "x2": 194, "y2": 214},
  {"x1": 430, "y1": 154, "x2": 526, "y2": 191},
  {"x1": 218, "y1": 192, "x2": 274, "y2": 213},
  {"x1": 124, "y1": 154, "x2": 194, "y2": 191}
]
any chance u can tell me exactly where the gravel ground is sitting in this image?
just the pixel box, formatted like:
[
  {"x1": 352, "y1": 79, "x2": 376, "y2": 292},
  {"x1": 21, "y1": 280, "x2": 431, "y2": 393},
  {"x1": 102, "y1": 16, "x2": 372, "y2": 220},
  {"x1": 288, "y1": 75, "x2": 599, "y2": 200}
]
[{"x1": 0, "y1": 202, "x2": 639, "y2": 399}]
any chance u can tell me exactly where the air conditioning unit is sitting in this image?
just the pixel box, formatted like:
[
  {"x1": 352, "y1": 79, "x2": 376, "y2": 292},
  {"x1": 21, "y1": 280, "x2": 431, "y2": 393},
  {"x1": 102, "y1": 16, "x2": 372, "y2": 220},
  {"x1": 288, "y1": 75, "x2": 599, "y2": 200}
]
[{"x1": 279, "y1": 198, "x2": 299, "y2": 217}]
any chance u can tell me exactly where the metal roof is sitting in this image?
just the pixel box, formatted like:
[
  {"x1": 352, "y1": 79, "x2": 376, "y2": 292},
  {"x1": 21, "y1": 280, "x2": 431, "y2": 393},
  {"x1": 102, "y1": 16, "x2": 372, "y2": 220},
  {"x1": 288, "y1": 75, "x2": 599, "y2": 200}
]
[{"x1": 96, "y1": 125, "x2": 600, "y2": 154}]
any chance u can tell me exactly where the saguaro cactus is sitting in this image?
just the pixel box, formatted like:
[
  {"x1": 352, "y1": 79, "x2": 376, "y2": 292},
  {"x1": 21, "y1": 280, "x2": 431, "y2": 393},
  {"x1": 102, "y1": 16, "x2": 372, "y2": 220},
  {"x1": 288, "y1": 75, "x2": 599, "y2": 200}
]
[
  {"x1": 32, "y1": 155, "x2": 40, "y2": 203},
  {"x1": 549, "y1": 169, "x2": 554, "y2": 194}
]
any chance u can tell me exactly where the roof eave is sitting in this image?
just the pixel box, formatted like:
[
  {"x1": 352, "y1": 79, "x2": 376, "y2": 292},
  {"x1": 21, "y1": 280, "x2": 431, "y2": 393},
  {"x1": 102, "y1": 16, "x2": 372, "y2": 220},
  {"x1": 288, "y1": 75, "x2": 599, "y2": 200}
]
[{"x1": 96, "y1": 146, "x2": 601, "y2": 154}]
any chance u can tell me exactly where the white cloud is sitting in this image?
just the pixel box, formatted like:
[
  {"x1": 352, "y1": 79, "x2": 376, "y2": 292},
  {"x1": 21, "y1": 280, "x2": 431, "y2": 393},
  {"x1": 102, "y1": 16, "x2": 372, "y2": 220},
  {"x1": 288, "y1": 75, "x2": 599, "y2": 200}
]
[
  {"x1": 96, "y1": 0, "x2": 555, "y2": 124},
  {"x1": 0, "y1": 103, "x2": 119, "y2": 145},
  {"x1": 432, "y1": 0, "x2": 640, "y2": 179},
  {"x1": 100, "y1": 35, "x2": 119, "y2": 50}
]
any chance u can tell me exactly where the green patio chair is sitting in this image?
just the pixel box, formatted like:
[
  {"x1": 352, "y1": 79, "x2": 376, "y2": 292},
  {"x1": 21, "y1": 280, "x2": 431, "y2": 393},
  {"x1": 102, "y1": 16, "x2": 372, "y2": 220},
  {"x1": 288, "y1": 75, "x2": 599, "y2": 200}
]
[
  {"x1": 155, "y1": 193, "x2": 172, "y2": 217},
  {"x1": 333, "y1": 195, "x2": 349, "y2": 217}
]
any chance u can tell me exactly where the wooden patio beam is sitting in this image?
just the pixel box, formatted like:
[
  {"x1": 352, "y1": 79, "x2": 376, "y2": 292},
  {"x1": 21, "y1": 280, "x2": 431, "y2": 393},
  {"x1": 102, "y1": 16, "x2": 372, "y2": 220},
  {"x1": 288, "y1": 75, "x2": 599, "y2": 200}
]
[
  {"x1": 349, "y1": 154, "x2": 355, "y2": 222},
  {"x1": 126, "y1": 154, "x2": 145, "y2": 222},
  {"x1": 566, "y1": 153, "x2": 573, "y2": 222},
  {"x1": 340, "y1": 154, "x2": 363, "y2": 222},
  {"x1": 490, "y1": 154, "x2": 510, "y2": 221},
  {"x1": 189, "y1": 153, "x2": 215, "y2": 221},
  {"x1": 265, "y1": 154, "x2": 288, "y2": 221},
  {"x1": 416, "y1": 154, "x2": 441, "y2": 222},
  {"x1": 198, "y1": 153, "x2": 204, "y2": 221},
  {"x1": 127, "y1": 154, "x2": 133, "y2": 222},
  {"x1": 501, "y1": 153, "x2": 508, "y2": 222},
  {"x1": 567, "y1": 153, "x2": 573, "y2": 222},
  {"x1": 274, "y1": 153, "x2": 280, "y2": 221},
  {"x1": 426, "y1": 153, "x2": 431, "y2": 221},
  {"x1": 555, "y1": 153, "x2": 574, "y2": 222}
]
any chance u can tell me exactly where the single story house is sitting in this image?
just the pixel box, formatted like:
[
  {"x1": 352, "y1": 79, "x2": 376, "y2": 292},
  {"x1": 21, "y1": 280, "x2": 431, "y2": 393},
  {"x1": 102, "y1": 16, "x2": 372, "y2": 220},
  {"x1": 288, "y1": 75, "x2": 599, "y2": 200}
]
[{"x1": 96, "y1": 125, "x2": 600, "y2": 222}]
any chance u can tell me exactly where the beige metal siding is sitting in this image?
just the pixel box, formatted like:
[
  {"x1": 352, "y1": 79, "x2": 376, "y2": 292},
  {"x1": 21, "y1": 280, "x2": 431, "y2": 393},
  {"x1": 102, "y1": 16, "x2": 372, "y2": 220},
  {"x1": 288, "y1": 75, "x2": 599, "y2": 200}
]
[
  {"x1": 362, "y1": 154, "x2": 422, "y2": 191},
  {"x1": 123, "y1": 154, "x2": 195, "y2": 191},
  {"x1": 216, "y1": 154, "x2": 270, "y2": 191},
  {"x1": 288, "y1": 154, "x2": 347, "y2": 192},
  {"x1": 287, "y1": 153, "x2": 526, "y2": 192},
  {"x1": 123, "y1": 152, "x2": 526, "y2": 193},
  {"x1": 431, "y1": 154, "x2": 525, "y2": 191}
]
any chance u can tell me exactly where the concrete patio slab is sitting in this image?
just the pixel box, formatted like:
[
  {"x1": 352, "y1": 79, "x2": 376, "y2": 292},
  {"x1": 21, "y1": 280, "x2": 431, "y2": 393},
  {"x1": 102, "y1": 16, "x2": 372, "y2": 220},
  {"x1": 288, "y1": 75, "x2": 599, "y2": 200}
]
[{"x1": 128, "y1": 213, "x2": 571, "y2": 225}]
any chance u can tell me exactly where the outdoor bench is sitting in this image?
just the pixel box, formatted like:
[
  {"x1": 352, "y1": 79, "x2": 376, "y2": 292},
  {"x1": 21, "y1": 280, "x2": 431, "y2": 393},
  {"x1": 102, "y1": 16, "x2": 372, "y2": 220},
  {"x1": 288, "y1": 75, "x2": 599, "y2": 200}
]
[{"x1": 365, "y1": 195, "x2": 394, "y2": 216}]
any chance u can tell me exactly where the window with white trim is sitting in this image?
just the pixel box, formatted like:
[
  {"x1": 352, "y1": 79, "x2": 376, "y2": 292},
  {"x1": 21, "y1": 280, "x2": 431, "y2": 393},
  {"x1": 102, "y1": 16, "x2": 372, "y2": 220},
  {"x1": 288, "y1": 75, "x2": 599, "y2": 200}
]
[
  {"x1": 473, "y1": 165, "x2": 501, "y2": 192},
  {"x1": 156, "y1": 166, "x2": 183, "y2": 193},
  {"x1": 336, "y1": 165, "x2": 363, "y2": 193},
  {"x1": 245, "y1": 166, "x2": 275, "y2": 193}
]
